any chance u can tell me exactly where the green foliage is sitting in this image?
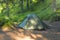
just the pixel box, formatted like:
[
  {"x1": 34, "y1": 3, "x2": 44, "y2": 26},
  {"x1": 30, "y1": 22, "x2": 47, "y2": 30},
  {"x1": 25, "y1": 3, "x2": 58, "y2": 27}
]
[{"x1": 0, "y1": 0, "x2": 59, "y2": 28}]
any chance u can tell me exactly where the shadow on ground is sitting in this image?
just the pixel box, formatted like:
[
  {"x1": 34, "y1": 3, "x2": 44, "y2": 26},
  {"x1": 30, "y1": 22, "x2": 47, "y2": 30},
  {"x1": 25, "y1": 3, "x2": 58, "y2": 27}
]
[{"x1": 0, "y1": 21, "x2": 60, "y2": 40}]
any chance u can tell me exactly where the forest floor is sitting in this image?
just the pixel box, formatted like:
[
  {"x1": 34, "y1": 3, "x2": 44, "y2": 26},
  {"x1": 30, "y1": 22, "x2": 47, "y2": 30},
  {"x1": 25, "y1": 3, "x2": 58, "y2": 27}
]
[{"x1": 0, "y1": 21, "x2": 60, "y2": 40}]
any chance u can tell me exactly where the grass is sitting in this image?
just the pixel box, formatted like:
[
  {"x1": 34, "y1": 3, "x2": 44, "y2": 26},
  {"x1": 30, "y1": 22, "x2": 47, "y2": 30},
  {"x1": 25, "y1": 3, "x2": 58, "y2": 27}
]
[{"x1": 0, "y1": 0, "x2": 60, "y2": 28}]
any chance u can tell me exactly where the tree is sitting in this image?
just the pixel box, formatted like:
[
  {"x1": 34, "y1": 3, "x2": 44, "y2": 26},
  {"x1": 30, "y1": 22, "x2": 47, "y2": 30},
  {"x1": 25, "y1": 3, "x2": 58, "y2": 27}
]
[
  {"x1": 52, "y1": 0, "x2": 56, "y2": 12},
  {"x1": 20, "y1": 0, "x2": 24, "y2": 12},
  {"x1": 26, "y1": 0, "x2": 29, "y2": 10},
  {"x1": 30, "y1": 0, "x2": 33, "y2": 10},
  {"x1": 5, "y1": 0, "x2": 10, "y2": 17}
]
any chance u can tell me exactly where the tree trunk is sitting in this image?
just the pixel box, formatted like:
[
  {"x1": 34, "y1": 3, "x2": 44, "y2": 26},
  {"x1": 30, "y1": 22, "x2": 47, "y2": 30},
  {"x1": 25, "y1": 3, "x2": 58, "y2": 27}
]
[
  {"x1": 5, "y1": 0, "x2": 9, "y2": 17},
  {"x1": 30, "y1": 0, "x2": 33, "y2": 11},
  {"x1": 30, "y1": 0, "x2": 32, "y2": 3},
  {"x1": 20, "y1": 0, "x2": 24, "y2": 13},
  {"x1": 26, "y1": 0, "x2": 29, "y2": 10},
  {"x1": 52, "y1": 0, "x2": 56, "y2": 12}
]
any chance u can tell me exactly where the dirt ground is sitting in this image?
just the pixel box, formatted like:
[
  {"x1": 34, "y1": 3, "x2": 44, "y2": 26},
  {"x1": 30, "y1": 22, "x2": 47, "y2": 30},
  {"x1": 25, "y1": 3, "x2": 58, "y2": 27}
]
[{"x1": 0, "y1": 21, "x2": 60, "y2": 40}]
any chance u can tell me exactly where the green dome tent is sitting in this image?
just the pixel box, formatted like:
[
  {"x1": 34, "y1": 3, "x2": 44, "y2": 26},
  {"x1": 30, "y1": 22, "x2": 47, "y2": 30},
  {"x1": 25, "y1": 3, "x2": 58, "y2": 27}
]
[{"x1": 18, "y1": 14, "x2": 49, "y2": 30}]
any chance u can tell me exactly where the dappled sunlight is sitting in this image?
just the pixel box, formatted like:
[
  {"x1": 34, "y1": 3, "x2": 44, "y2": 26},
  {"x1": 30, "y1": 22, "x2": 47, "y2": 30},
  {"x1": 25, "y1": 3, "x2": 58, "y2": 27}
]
[
  {"x1": 14, "y1": 36, "x2": 34, "y2": 40},
  {"x1": 0, "y1": 30, "x2": 14, "y2": 40},
  {"x1": 0, "y1": 7, "x2": 3, "y2": 13},
  {"x1": 22, "y1": 36, "x2": 34, "y2": 40},
  {"x1": 30, "y1": 20, "x2": 37, "y2": 25},
  {"x1": 0, "y1": 0, "x2": 60, "y2": 40},
  {"x1": 28, "y1": 26, "x2": 35, "y2": 29},
  {"x1": 36, "y1": 34, "x2": 43, "y2": 38},
  {"x1": 18, "y1": 29, "x2": 24, "y2": 32},
  {"x1": 0, "y1": 28, "x2": 60, "y2": 40},
  {"x1": 4, "y1": 16, "x2": 9, "y2": 19},
  {"x1": 56, "y1": 10, "x2": 60, "y2": 12},
  {"x1": 2, "y1": 25, "x2": 11, "y2": 32},
  {"x1": 2, "y1": 28, "x2": 9, "y2": 31},
  {"x1": 9, "y1": 3, "x2": 13, "y2": 8},
  {"x1": 32, "y1": 0, "x2": 37, "y2": 2},
  {"x1": 2, "y1": 29, "x2": 48, "y2": 40},
  {"x1": 31, "y1": 33, "x2": 37, "y2": 38},
  {"x1": 30, "y1": 33, "x2": 48, "y2": 40},
  {"x1": 13, "y1": 22, "x2": 18, "y2": 25},
  {"x1": 2, "y1": 3, "x2": 6, "y2": 8}
]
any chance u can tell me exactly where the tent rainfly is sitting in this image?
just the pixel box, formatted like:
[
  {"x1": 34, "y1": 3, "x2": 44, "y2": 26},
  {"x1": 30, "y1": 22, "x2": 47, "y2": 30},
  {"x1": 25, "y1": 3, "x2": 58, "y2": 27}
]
[{"x1": 18, "y1": 14, "x2": 49, "y2": 30}]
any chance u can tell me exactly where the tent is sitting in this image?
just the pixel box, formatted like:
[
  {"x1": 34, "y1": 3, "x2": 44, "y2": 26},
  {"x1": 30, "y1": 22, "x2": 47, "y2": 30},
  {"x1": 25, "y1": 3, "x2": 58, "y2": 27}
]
[{"x1": 18, "y1": 14, "x2": 49, "y2": 30}]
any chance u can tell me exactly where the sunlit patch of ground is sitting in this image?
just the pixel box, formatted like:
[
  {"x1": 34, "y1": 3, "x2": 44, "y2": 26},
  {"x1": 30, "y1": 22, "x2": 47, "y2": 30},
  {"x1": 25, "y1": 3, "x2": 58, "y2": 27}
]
[
  {"x1": 0, "y1": 29, "x2": 48, "y2": 40},
  {"x1": 0, "y1": 21, "x2": 60, "y2": 40}
]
